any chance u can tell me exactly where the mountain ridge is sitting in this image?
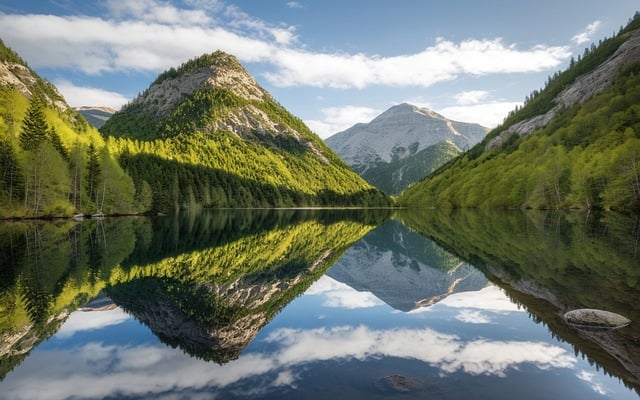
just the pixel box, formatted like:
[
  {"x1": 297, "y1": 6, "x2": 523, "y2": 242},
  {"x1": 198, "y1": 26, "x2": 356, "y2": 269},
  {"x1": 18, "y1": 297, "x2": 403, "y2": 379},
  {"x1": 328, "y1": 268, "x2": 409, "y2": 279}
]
[{"x1": 326, "y1": 103, "x2": 488, "y2": 194}]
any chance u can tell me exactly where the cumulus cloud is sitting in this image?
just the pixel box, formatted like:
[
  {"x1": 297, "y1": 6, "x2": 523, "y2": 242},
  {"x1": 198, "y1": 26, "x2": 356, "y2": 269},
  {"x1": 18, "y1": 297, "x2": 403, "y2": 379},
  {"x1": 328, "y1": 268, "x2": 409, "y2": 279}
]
[
  {"x1": 438, "y1": 101, "x2": 521, "y2": 128},
  {"x1": 55, "y1": 307, "x2": 130, "y2": 339},
  {"x1": 571, "y1": 21, "x2": 602, "y2": 45},
  {"x1": 433, "y1": 285, "x2": 522, "y2": 312},
  {"x1": 306, "y1": 105, "x2": 381, "y2": 139},
  {"x1": 454, "y1": 90, "x2": 491, "y2": 105},
  {"x1": 0, "y1": 0, "x2": 570, "y2": 89},
  {"x1": 1, "y1": 323, "x2": 576, "y2": 399},
  {"x1": 54, "y1": 79, "x2": 129, "y2": 109},
  {"x1": 286, "y1": 2, "x2": 303, "y2": 8},
  {"x1": 455, "y1": 309, "x2": 491, "y2": 324},
  {"x1": 265, "y1": 39, "x2": 570, "y2": 89}
]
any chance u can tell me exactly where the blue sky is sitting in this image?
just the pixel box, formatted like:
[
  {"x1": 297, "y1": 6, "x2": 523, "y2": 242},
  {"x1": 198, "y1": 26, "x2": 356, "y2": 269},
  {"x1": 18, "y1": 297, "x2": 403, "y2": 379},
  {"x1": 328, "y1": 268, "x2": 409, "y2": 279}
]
[{"x1": 0, "y1": 1, "x2": 637, "y2": 138}]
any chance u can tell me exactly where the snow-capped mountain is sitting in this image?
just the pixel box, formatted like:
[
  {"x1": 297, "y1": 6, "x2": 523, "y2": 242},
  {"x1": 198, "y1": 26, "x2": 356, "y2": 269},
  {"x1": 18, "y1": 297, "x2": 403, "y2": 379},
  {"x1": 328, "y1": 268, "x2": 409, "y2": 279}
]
[{"x1": 325, "y1": 103, "x2": 488, "y2": 194}]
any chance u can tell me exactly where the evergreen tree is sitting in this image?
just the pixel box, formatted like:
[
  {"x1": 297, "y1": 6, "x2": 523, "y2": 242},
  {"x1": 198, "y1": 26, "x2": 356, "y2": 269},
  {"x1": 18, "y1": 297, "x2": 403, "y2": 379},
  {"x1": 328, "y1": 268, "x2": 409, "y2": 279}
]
[
  {"x1": 48, "y1": 126, "x2": 68, "y2": 160},
  {"x1": 86, "y1": 143, "x2": 101, "y2": 205},
  {"x1": 19, "y1": 97, "x2": 48, "y2": 151}
]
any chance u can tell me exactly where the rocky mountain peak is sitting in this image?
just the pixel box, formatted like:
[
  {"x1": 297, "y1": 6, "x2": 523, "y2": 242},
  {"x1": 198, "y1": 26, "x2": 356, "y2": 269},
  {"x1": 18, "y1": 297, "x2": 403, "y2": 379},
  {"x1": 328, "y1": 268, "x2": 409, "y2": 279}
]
[
  {"x1": 326, "y1": 103, "x2": 488, "y2": 165},
  {"x1": 132, "y1": 51, "x2": 268, "y2": 118}
]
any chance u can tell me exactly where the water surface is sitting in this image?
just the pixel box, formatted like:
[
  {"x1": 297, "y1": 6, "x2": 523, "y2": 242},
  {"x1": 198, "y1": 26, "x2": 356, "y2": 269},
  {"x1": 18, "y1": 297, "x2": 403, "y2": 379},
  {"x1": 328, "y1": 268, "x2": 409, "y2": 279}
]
[{"x1": 0, "y1": 209, "x2": 638, "y2": 399}]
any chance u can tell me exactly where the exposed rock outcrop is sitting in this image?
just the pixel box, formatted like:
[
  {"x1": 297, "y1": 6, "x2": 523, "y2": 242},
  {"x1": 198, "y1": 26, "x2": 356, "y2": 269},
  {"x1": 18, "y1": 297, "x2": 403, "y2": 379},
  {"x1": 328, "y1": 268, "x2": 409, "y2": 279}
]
[{"x1": 486, "y1": 28, "x2": 640, "y2": 150}]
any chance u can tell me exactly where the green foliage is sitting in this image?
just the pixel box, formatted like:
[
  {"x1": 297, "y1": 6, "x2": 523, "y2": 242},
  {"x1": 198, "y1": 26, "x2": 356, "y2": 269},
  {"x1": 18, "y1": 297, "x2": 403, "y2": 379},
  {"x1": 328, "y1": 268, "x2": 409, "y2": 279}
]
[
  {"x1": 0, "y1": 39, "x2": 27, "y2": 65},
  {"x1": 19, "y1": 98, "x2": 48, "y2": 152},
  {"x1": 399, "y1": 48, "x2": 640, "y2": 210},
  {"x1": 359, "y1": 141, "x2": 461, "y2": 195},
  {"x1": 0, "y1": 37, "x2": 147, "y2": 218}
]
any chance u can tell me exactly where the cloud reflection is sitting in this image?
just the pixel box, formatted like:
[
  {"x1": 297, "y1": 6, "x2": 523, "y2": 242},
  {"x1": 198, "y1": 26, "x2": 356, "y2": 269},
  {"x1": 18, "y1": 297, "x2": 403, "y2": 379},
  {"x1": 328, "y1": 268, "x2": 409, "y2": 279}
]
[
  {"x1": 54, "y1": 307, "x2": 130, "y2": 339},
  {"x1": 1, "y1": 322, "x2": 576, "y2": 399},
  {"x1": 306, "y1": 275, "x2": 385, "y2": 309}
]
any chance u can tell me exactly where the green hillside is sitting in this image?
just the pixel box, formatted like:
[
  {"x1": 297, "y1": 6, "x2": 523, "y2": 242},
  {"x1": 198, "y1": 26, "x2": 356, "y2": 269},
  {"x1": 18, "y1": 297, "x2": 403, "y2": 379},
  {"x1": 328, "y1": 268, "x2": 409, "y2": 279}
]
[
  {"x1": 360, "y1": 140, "x2": 460, "y2": 195},
  {"x1": 399, "y1": 14, "x2": 640, "y2": 211},
  {"x1": 0, "y1": 40, "x2": 144, "y2": 218},
  {"x1": 101, "y1": 52, "x2": 390, "y2": 210}
]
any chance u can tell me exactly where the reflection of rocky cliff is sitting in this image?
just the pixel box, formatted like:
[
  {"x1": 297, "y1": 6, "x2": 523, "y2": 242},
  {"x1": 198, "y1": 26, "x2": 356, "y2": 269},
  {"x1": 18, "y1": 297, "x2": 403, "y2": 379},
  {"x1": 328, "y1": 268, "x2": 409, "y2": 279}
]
[
  {"x1": 107, "y1": 216, "x2": 378, "y2": 364},
  {"x1": 400, "y1": 209, "x2": 640, "y2": 395},
  {"x1": 327, "y1": 220, "x2": 487, "y2": 312}
]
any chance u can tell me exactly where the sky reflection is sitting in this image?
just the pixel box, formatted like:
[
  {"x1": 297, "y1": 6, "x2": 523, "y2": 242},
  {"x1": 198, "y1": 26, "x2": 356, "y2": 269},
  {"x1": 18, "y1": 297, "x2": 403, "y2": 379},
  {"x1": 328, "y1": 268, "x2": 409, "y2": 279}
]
[{"x1": 1, "y1": 284, "x2": 580, "y2": 400}]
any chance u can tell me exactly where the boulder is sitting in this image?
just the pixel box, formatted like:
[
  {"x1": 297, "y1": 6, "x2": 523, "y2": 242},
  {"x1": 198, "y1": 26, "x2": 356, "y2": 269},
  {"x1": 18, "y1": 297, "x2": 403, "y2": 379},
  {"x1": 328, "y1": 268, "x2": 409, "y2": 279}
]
[{"x1": 564, "y1": 308, "x2": 631, "y2": 329}]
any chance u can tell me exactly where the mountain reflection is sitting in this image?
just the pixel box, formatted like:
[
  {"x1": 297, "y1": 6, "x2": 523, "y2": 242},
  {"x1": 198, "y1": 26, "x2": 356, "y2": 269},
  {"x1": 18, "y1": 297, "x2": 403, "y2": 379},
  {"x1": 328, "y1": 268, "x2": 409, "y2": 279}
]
[
  {"x1": 0, "y1": 209, "x2": 387, "y2": 374},
  {"x1": 327, "y1": 219, "x2": 488, "y2": 311},
  {"x1": 399, "y1": 209, "x2": 640, "y2": 395}
]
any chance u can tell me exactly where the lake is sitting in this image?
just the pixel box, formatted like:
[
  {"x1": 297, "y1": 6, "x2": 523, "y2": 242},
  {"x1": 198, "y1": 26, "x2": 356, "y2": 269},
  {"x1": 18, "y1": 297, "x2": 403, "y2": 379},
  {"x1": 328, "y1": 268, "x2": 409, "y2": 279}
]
[{"x1": 0, "y1": 209, "x2": 639, "y2": 399}]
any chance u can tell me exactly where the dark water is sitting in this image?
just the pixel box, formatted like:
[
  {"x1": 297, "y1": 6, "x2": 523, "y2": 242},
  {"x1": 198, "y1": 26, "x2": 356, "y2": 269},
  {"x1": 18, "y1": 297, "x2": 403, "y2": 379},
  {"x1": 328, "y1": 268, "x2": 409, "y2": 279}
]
[{"x1": 0, "y1": 209, "x2": 639, "y2": 399}]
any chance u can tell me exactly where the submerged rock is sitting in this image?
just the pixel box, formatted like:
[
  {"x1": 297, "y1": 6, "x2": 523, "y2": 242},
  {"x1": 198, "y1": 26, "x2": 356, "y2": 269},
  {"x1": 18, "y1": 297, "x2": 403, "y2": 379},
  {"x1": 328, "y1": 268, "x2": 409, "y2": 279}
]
[
  {"x1": 564, "y1": 309, "x2": 631, "y2": 329},
  {"x1": 376, "y1": 374, "x2": 422, "y2": 392}
]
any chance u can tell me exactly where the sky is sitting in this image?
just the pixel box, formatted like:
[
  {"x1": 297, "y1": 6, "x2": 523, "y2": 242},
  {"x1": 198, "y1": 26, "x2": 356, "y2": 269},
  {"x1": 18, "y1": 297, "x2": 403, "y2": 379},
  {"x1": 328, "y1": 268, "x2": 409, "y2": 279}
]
[{"x1": 0, "y1": 1, "x2": 638, "y2": 139}]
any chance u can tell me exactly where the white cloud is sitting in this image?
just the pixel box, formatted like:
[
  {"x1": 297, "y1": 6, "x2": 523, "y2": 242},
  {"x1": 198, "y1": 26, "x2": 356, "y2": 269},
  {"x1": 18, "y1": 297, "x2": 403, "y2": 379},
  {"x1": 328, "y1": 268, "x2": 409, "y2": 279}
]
[
  {"x1": 306, "y1": 106, "x2": 381, "y2": 139},
  {"x1": 286, "y1": 2, "x2": 303, "y2": 8},
  {"x1": 0, "y1": 2, "x2": 570, "y2": 91},
  {"x1": 436, "y1": 285, "x2": 522, "y2": 312},
  {"x1": 438, "y1": 101, "x2": 521, "y2": 128},
  {"x1": 55, "y1": 79, "x2": 129, "y2": 109},
  {"x1": 305, "y1": 275, "x2": 384, "y2": 308},
  {"x1": 577, "y1": 370, "x2": 608, "y2": 395},
  {"x1": 266, "y1": 38, "x2": 570, "y2": 89},
  {"x1": 454, "y1": 90, "x2": 491, "y2": 106},
  {"x1": 455, "y1": 310, "x2": 491, "y2": 324},
  {"x1": 55, "y1": 308, "x2": 130, "y2": 339},
  {"x1": 1, "y1": 321, "x2": 578, "y2": 399},
  {"x1": 571, "y1": 21, "x2": 602, "y2": 45}
]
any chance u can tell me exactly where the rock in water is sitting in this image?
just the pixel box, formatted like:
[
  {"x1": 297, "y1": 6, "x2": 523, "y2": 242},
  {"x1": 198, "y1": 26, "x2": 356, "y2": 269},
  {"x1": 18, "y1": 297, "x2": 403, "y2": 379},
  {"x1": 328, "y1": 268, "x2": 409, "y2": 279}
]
[{"x1": 564, "y1": 308, "x2": 631, "y2": 329}]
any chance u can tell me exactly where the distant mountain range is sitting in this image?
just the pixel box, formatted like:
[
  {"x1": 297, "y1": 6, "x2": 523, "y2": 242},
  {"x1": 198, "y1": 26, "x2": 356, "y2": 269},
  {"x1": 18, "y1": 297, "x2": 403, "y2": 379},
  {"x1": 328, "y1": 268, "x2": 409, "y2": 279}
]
[
  {"x1": 325, "y1": 103, "x2": 488, "y2": 194},
  {"x1": 74, "y1": 106, "x2": 116, "y2": 128}
]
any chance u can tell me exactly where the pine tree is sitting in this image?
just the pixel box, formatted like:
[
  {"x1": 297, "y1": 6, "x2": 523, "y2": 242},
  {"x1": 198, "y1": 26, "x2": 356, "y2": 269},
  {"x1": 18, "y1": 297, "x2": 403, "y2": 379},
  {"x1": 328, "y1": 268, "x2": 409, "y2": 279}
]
[
  {"x1": 86, "y1": 143, "x2": 101, "y2": 205},
  {"x1": 19, "y1": 97, "x2": 48, "y2": 151}
]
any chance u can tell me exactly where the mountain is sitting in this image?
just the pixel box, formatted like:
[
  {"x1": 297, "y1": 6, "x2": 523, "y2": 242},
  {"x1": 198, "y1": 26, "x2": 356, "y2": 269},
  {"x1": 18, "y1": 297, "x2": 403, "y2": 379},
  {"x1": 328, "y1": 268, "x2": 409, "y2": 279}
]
[
  {"x1": 326, "y1": 219, "x2": 487, "y2": 312},
  {"x1": 100, "y1": 51, "x2": 389, "y2": 210},
  {"x1": 74, "y1": 106, "x2": 116, "y2": 128},
  {"x1": 325, "y1": 103, "x2": 488, "y2": 194},
  {"x1": 399, "y1": 13, "x2": 640, "y2": 210},
  {"x1": 0, "y1": 39, "x2": 141, "y2": 218}
]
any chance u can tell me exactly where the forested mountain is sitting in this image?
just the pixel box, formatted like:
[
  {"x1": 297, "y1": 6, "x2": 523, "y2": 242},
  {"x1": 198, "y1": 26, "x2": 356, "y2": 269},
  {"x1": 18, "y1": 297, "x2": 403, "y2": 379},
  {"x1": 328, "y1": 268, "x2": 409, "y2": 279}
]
[
  {"x1": 0, "y1": 40, "x2": 143, "y2": 218},
  {"x1": 75, "y1": 106, "x2": 116, "y2": 128},
  {"x1": 101, "y1": 51, "x2": 389, "y2": 210},
  {"x1": 325, "y1": 103, "x2": 487, "y2": 195},
  {"x1": 399, "y1": 14, "x2": 640, "y2": 210}
]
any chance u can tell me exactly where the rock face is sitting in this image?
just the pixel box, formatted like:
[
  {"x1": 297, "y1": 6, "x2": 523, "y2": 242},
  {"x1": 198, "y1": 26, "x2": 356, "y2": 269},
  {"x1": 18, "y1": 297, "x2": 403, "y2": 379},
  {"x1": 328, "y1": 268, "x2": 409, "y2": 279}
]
[
  {"x1": 486, "y1": 28, "x2": 640, "y2": 150},
  {"x1": 75, "y1": 106, "x2": 116, "y2": 128},
  {"x1": 327, "y1": 220, "x2": 488, "y2": 311},
  {"x1": 102, "y1": 51, "x2": 330, "y2": 164},
  {"x1": 0, "y1": 53, "x2": 68, "y2": 111},
  {"x1": 325, "y1": 103, "x2": 488, "y2": 194}
]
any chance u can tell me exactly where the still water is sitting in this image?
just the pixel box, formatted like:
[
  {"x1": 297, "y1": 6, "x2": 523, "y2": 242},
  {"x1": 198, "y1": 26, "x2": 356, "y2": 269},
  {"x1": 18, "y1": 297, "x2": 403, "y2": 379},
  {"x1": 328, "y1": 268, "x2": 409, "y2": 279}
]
[{"x1": 0, "y1": 209, "x2": 639, "y2": 399}]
